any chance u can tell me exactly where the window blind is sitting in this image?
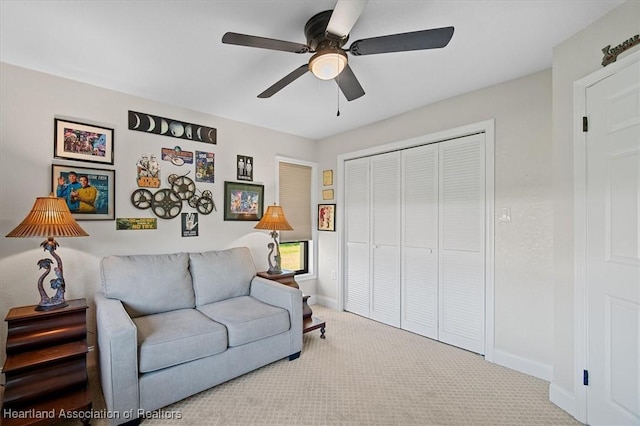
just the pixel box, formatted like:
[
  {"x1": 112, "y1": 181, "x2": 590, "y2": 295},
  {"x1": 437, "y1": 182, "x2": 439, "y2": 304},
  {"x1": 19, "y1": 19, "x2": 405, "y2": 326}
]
[{"x1": 279, "y1": 162, "x2": 312, "y2": 242}]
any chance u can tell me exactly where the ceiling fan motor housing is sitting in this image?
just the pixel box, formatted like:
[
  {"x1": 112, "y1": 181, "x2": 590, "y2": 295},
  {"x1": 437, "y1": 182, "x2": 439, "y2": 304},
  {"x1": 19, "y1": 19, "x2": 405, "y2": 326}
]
[{"x1": 304, "y1": 10, "x2": 349, "y2": 51}]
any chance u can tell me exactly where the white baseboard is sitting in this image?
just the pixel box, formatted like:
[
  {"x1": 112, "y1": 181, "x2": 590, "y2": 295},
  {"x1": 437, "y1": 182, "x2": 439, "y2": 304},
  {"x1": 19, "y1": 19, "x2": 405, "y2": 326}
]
[
  {"x1": 492, "y1": 349, "x2": 553, "y2": 381},
  {"x1": 311, "y1": 295, "x2": 337, "y2": 310},
  {"x1": 549, "y1": 382, "x2": 577, "y2": 420}
]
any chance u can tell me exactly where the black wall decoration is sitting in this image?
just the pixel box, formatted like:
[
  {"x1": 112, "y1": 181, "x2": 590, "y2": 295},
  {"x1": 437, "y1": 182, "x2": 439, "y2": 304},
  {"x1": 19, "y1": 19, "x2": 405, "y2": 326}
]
[
  {"x1": 128, "y1": 110, "x2": 217, "y2": 144},
  {"x1": 236, "y1": 155, "x2": 253, "y2": 181}
]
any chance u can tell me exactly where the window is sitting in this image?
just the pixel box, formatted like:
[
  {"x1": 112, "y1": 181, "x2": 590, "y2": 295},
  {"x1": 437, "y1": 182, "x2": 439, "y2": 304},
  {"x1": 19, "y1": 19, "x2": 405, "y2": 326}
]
[
  {"x1": 280, "y1": 241, "x2": 309, "y2": 274},
  {"x1": 278, "y1": 159, "x2": 315, "y2": 276}
]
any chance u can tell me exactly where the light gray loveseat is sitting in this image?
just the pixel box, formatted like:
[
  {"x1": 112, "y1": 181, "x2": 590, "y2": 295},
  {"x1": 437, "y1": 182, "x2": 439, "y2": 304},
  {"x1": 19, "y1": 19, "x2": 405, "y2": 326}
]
[{"x1": 94, "y1": 247, "x2": 302, "y2": 425}]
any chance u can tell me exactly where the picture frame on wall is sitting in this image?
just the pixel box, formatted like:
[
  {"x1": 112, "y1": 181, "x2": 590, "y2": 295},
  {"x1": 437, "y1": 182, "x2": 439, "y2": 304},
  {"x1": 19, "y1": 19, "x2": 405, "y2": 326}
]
[
  {"x1": 52, "y1": 164, "x2": 116, "y2": 220},
  {"x1": 322, "y1": 169, "x2": 333, "y2": 186},
  {"x1": 223, "y1": 181, "x2": 264, "y2": 221},
  {"x1": 322, "y1": 189, "x2": 334, "y2": 200},
  {"x1": 236, "y1": 155, "x2": 253, "y2": 181},
  {"x1": 54, "y1": 118, "x2": 114, "y2": 165},
  {"x1": 318, "y1": 203, "x2": 336, "y2": 231}
]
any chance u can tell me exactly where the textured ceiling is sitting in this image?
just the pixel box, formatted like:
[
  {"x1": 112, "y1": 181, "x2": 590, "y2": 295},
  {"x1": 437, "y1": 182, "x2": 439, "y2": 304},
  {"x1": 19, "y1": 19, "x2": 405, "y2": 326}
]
[{"x1": 0, "y1": 0, "x2": 624, "y2": 140}]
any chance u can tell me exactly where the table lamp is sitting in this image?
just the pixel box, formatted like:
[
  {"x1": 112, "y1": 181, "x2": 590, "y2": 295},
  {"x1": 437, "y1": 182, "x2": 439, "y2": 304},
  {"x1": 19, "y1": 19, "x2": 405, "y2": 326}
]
[
  {"x1": 5, "y1": 195, "x2": 89, "y2": 311},
  {"x1": 254, "y1": 204, "x2": 293, "y2": 274}
]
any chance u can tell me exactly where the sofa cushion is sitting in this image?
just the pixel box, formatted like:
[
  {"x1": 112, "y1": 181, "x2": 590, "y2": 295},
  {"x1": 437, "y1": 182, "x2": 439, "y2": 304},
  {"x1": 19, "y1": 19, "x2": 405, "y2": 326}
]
[
  {"x1": 101, "y1": 252, "x2": 195, "y2": 317},
  {"x1": 189, "y1": 247, "x2": 257, "y2": 306},
  {"x1": 198, "y1": 296, "x2": 290, "y2": 347},
  {"x1": 133, "y1": 309, "x2": 228, "y2": 373}
]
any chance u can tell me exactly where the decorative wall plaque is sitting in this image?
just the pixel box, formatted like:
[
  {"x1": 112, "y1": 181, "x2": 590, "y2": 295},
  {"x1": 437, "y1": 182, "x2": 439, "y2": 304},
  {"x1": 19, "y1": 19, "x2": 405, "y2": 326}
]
[
  {"x1": 602, "y1": 34, "x2": 639, "y2": 67},
  {"x1": 128, "y1": 110, "x2": 217, "y2": 144},
  {"x1": 116, "y1": 218, "x2": 157, "y2": 230},
  {"x1": 237, "y1": 155, "x2": 253, "y2": 181}
]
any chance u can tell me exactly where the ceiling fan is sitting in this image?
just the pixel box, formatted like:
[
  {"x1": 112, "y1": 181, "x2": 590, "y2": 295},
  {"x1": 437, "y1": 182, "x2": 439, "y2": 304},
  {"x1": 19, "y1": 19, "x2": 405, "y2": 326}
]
[{"x1": 222, "y1": 0, "x2": 454, "y2": 101}]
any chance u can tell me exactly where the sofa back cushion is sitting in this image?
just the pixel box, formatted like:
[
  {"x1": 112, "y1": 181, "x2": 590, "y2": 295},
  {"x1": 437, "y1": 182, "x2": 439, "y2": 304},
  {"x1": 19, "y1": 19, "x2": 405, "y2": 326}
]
[
  {"x1": 101, "y1": 252, "x2": 195, "y2": 318},
  {"x1": 189, "y1": 247, "x2": 257, "y2": 306}
]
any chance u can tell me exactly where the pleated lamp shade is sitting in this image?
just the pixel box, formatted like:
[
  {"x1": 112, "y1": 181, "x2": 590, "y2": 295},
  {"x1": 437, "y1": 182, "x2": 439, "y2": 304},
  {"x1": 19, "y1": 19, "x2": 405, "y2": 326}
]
[
  {"x1": 254, "y1": 205, "x2": 293, "y2": 231},
  {"x1": 6, "y1": 196, "x2": 89, "y2": 238}
]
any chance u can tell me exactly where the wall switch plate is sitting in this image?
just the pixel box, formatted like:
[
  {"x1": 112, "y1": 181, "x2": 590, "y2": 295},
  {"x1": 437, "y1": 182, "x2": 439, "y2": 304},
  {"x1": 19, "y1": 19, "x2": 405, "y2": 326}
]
[{"x1": 499, "y1": 207, "x2": 511, "y2": 223}]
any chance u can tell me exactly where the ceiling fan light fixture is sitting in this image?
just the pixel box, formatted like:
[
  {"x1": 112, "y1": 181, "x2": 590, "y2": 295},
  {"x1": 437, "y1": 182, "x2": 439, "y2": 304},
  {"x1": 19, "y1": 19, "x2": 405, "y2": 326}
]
[{"x1": 309, "y1": 48, "x2": 347, "y2": 80}]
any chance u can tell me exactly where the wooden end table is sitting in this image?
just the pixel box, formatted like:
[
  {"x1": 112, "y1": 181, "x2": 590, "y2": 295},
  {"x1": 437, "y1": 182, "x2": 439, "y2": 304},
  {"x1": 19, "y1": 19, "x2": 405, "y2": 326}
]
[
  {"x1": 1, "y1": 298, "x2": 92, "y2": 425},
  {"x1": 257, "y1": 271, "x2": 326, "y2": 338}
]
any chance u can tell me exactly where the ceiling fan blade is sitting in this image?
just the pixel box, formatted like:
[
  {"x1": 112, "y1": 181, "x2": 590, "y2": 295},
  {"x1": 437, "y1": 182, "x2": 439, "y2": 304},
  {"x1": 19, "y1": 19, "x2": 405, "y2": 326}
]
[
  {"x1": 348, "y1": 26, "x2": 454, "y2": 56},
  {"x1": 258, "y1": 64, "x2": 309, "y2": 98},
  {"x1": 335, "y1": 64, "x2": 365, "y2": 101},
  {"x1": 222, "y1": 32, "x2": 309, "y2": 54},
  {"x1": 326, "y1": 0, "x2": 369, "y2": 38}
]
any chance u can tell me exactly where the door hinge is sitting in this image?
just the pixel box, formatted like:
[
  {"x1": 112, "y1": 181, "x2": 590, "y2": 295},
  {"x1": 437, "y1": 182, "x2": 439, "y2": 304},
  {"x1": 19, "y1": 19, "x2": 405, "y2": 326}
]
[
  {"x1": 583, "y1": 116, "x2": 588, "y2": 132},
  {"x1": 583, "y1": 369, "x2": 589, "y2": 386}
]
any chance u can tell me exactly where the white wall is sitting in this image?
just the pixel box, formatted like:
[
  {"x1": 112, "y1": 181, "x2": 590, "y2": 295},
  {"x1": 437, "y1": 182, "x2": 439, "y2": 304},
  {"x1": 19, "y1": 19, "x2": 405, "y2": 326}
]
[
  {"x1": 315, "y1": 69, "x2": 555, "y2": 378},
  {"x1": 0, "y1": 63, "x2": 317, "y2": 365},
  {"x1": 550, "y1": 0, "x2": 640, "y2": 413}
]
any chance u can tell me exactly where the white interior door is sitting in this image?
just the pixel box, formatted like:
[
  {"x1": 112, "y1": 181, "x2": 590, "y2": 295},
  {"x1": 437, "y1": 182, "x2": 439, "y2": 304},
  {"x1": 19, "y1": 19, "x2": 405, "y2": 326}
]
[
  {"x1": 438, "y1": 133, "x2": 486, "y2": 354},
  {"x1": 370, "y1": 152, "x2": 401, "y2": 327},
  {"x1": 586, "y1": 57, "x2": 640, "y2": 426},
  {"x1": 344, "y1": 157, "x2": 370, "y2": 318},
  {"x1": 401, "y1": 144, "x2": 439, "y2": 338}
]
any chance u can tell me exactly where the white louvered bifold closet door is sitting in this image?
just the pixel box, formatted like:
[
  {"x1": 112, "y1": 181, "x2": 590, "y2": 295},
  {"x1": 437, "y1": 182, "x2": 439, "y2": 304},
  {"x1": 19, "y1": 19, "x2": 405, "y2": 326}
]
[
  {"x1": 370, "y1": 152, "x2": 401, "y2": 327},
  {"x1": 344, "y1": 157, "x2": 370, "y2": 317},
  {"x1": 343, "y1": 133, "x2": 486, "y2": 354},
  {"x1": 438, "y1": 133, "x2": 486, "y2": 354},
  {"x1": 401, "y1": 144, "x2": 439, "y2": 338}
]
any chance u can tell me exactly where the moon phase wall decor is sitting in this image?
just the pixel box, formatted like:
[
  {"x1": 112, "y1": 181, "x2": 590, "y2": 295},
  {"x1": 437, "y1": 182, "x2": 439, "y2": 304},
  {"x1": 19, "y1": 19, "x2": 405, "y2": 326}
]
[{"x1": 128, "y1": 110, "x2": 217, "y2": 144}]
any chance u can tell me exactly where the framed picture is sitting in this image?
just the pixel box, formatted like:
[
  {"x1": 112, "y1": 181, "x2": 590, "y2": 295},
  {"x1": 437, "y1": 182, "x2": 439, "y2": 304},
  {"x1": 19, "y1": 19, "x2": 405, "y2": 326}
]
[
  {"x1": 237, "y1": 155, "x2": 253, "y2": 181},
  {"x1": 223, "y1": 181, "x2": 264, "y2": 221},
  {"x1": 323, "y1": 170, "x2": 333, "y2": 186},
  {"x1": 322, "y1": 189, "x2": 334, "y2": 200},
  {"x1": 181, "y1": 212, "x2": 199, "y2": 237},
  {"x1": 54, "y1": 119, "x2": 114, "y2": 165},
  {"x1": 196, "y1": 151, "x2": 215, "y2": 183},
  {"x1": 318, "y1": 204, "x2": 336, "y2": 232},
  {"x1": 52, "y1": 164, "x2": 115, "y2": 220}
]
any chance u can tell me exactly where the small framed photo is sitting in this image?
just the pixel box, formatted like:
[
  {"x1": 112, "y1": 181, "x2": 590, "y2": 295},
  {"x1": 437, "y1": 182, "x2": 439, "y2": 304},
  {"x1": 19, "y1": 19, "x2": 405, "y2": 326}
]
[
  {"x1": 52, "y1": 164, "x2": 116, "y2": 220},
  {"x1": 323, "y1": 169, "x2": 333, "y2": 186},
  {"x1": 318, "y1": 204, "x2": 336, "y2": 232},
  {"x1": 54, "y1": 118, "x2": 114, "y2": 165},
  {"x1": 322, "y1": 189, "x2": 334, "y2": 200},
  {"x1": 237, "y1": 155, "x2": 254, "y2": 181},
  {"x1": 181, "y1": 212, "x2": 199, "y2": 237},
  {"x1": 223, "y1": 181, "x2": 264, "y2": 221}
]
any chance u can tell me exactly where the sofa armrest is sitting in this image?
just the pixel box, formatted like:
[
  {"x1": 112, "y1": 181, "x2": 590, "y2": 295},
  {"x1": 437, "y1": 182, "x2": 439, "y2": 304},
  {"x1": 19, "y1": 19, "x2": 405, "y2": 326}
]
[
  {"x1": 249, "y1": 276, "x2": 303, "y2": 356},
  {"x1": 94, "y1": 292, "x2": 140, "y2": 423}
]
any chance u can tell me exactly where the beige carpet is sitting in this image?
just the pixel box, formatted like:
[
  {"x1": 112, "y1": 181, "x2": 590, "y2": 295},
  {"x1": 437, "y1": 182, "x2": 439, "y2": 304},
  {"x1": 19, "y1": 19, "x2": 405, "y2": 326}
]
[{"x1": 34, "y1": 306, "x2": 581, "y2": 425}]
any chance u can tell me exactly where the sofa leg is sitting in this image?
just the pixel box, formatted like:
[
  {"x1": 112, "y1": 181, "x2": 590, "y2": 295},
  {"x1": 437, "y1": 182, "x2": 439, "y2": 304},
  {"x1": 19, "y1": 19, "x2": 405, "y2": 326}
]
[{"x1": 288, "y1": 351, "x2": 301, "y2": 361}]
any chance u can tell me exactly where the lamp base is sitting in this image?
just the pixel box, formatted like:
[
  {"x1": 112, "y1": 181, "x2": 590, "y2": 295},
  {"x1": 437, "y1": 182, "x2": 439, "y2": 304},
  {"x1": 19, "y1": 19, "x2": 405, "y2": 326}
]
[
  {"x1": 34, "y1": 237, "x2": 68, "y2": 312},
  {"x1": 266, "y1": 267, "x2": 283, "y2": 275}
]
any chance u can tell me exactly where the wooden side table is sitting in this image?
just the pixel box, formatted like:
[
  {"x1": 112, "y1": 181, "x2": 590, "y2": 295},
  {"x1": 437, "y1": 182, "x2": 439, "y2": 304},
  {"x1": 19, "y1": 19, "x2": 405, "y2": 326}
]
[
  {"x1": 1, "y1": 298, "x2": 92, "y2": 425},
  {"x1": 257, "y1": 271, "x2": 326, "y2": 338}
]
